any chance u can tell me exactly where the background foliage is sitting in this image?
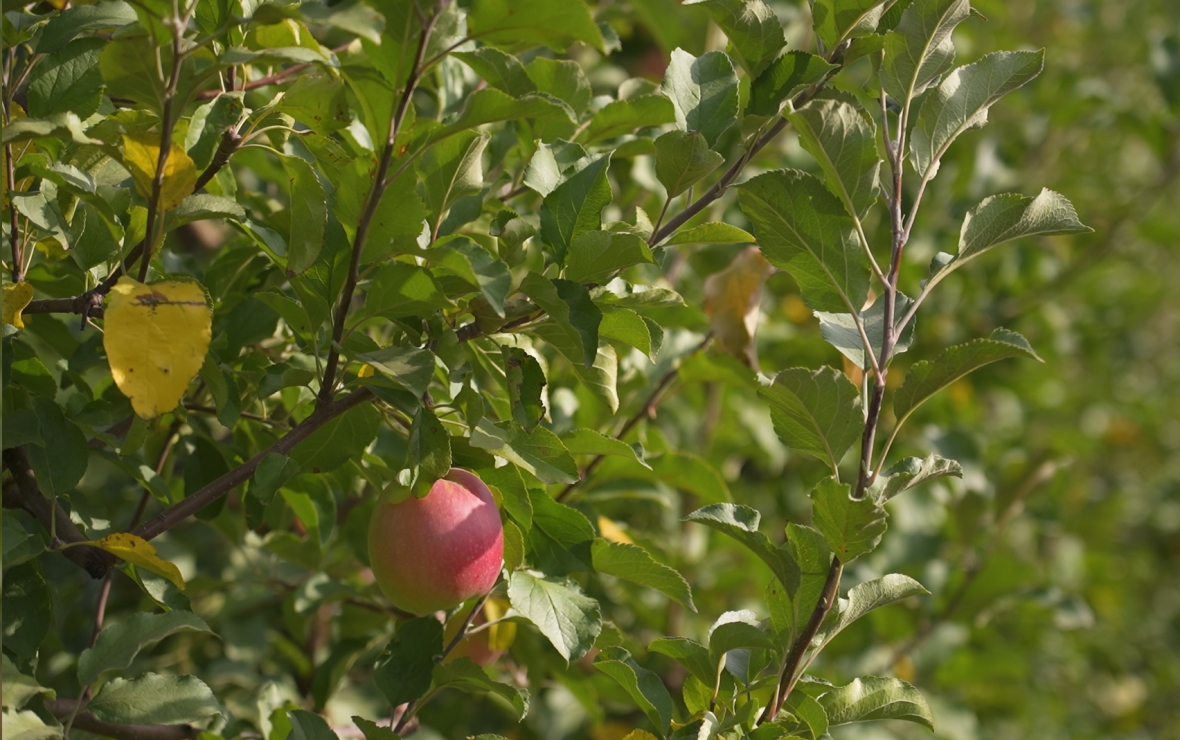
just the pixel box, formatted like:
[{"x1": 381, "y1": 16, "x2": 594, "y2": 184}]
[{"x1": 2, "y1": 0, "x2": 1177, "y2": 739}]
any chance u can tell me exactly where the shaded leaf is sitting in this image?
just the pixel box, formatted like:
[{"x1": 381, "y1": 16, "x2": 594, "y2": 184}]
[
  {"x1": 88, "y1": 674, "x2": 220, "y2": 726},
  {"x1": 289, "y1": 403, "x2": 381, "y2": 474},
  {"x1": 594, "y1": 646, "x2": 674, "y2": 734},
  {"x1": 748, "y1": 51, "x2": 837, "y2": 117},
  {"x1": 686, "y1": 0, "x2": 786, "y2": 77},
  {"x1": 508, "y1": 570, "x2": 602, "y2": 661},
  {"x1": 79, "y1": 611, "x2": 213, "y2": 685},
  {"x1": 471, "y1": 419, "x2": 579, "y2": 484},
  {"x1": 538, "y1": 154, "x2": 612, "y2": 263},
  {"x1": 418, "y1": 130, "x2": 489, "y2": 227},
  {"x1": 373, "y1": 616, "x2": 443, "y2": 707},
  {"x1": 812, "y1": 0, "x2": 891, "y2": 48},
  {"x1": 788, "y1": 99, "x2": 880, "y2": 219},
  {"x1": 579, "y1": 95, "x2": 677, "y2": 144},
  {"x1": 520, "y1": 273, "x2": 602, "y2": 368},
  {"x1": 467, "y1": 0, "x2": 606, "y2": 53},
  {"x1": 870, "y1": 454, "x2": 962, "y2": 501},
  {"x1": 758, "y1": 366, "x2": 862, "y2": 470},
  {"x1": 649, "y1": 637, "x2": 714, "y2": 686},
  {"x1": 278, "y1": 154, "x2": 327, "y2": 274},
  {"x1": 434, "y1": 658, "x2": 530, "y2": 720},
  {"x1": 809, "y1": 477, "x2": 887, "y2": 562},
  {"x1": 662, "y1": 49, "x2": 740, "y2": 147},
  {"x1": 684, "y1": 504, "x2": 799, "y2": 590},
  {"x1": 654, "y1": 130, "x2": 724, "y2": 198},
  {"x1": 565, "y1": 231, "x2": 655, "y2": 284},
  {"x1": 815, "y1": 291, "x2": 915, "y2": 370},
  {"x1": 503, "y1": 346, "x2": 547, "y2": 432}
]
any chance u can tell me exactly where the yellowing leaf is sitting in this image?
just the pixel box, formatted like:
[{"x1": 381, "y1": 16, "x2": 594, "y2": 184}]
[
  {"x1": 121, "y1": 133, "x2": 197, "y2": 212},
  {"x1": 621, "y1": 731, "x2": 660, "y2": 740},
  {"x1": 92, "y1": 532, "x2": 186, "y2": 590},
  {"x1": 598, "y1": 515, "x2": 634, "y2": 545},
  {"x1": 2, "y1": 282, "x2": 34, "y2": 329},
  {"x1": 357, "y1": 363, "x2": 375, "y2": 378},
  {"x1": 483, "y1": 597, "x2": 517, "y2": 651},
  {"x1": 704, "y1": 246, "x2": 775, "y2": 367},
  {"x1": 103, "y1": 276, "x2": 212, "y2": 419}
]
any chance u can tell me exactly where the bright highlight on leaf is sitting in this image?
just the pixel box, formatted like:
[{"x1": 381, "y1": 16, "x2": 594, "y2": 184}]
[
  {"x1": 92, "y1": 532, "x2": 186, "y2": 591},
  {"x1": 103, "y1": 276, "x2": 212, "y2": 419},
  {"x1": 2, "y1": 282, "x2": 34, "y2": 328},
  {"x1": 121, "y1": 133, "x2": 197, "y2": 212}
]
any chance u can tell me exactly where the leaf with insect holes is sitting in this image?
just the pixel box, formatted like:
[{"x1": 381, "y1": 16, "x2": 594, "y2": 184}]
[{"x1": 102, "y1": 276, "x2": 212, "y2": 419}]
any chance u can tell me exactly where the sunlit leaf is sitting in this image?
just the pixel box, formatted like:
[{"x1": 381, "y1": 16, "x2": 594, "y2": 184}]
[
  {"x1": 2, "y1": 282, "x2": 33, "y2": 329},
  {"x1": 121, "y1": 133, "x2": 197, "y2": 212},
  {"x1": 92, "y1": 533, "x2": 185, "y2": 591}
]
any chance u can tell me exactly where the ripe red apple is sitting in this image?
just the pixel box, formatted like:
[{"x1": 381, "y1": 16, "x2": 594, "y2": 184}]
[{"x1": 368, "y1": 469, "x2": 504, "y2": 615}]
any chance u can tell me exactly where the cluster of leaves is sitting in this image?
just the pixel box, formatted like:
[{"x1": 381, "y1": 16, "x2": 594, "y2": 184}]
[{"x1": 1, "y1": 0, "x2": 1094, "y2": 739}]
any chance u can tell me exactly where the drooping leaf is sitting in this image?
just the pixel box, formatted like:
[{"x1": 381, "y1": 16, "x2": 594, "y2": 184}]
[
  {"x1": 430, "y1": 90, "x2": 575, "y2": 146},
  {"x1": 529, "y1": 327, "x2": 619, "y2": 413},
  {"x1": 747, "y1": 51, "x2": 837, "y2": 117},
  {"x1": 520, "y1": 273, "x2": 602, "y2": 368},
  {"x1": 686, "y1": 0, "x2": 786, "y2": 77},
  {"x1": 373, "y1": 616, "x2": 443, "y2": 707},
  {"x1": 418, "y1": 130, "x2": 489, "y2": 228},
  {"x1": 79, "y1": 611, "x2": 213, "y2": 685},
  {"x1": 684, "y1": 504, "x2": 799, "y2": 590},
  {"x1": 103, "y1": 276, "x2": 213, "y2": 419},
  {"x1": 818, "y1": 676, "x2": 934, "y2": 729},
  {"x1": 561, "y1": 428, "x2": 650, "y2": 468},
  {"x1": 738, "y1": 169, "x2": 870, "y2": 313},
  {"x1": 708, "y1": 612, "x2": 776, "y2": 664},
  {"x1": 467, "y1": 0, "x2": 607, "y2": 53},
  {"x1": 594, "y1": 646, "x2": 675, "y2": 735},
  {"x1": 598, "y1": 308, "x2": 662, "y2": 361},
  {"x1": 661, "y1": 48, "x2": 740, "y2": 147},
  {"x1": 893, "y1": 328, "x2": 1042, "y2": 430},
  {"x1": 427, "y1": 239, "x2": 512, "y2": 316},
  {"x1": 813, "y1": 574, "x2": 928, "y2": 653},
  {"x1": 591, "y1": 539, "x2": 696, "y2": 610},
  {"x1": 911, "y1": 50, "x2": 1046, "y2": 178},
  {"x1": 869, "y1": 454, "x2": 962, "y2": 501},
  {"x1": 406, "y1": 405, "x2": 452, "y2": 492},
  {"x1": 287, "y1": 710, "x2": 342, "y2": 740},
  {"x1": 879, "y1": 0, "x2": 970, "y2": 108},
  {"x1": 526, "y1": 489, "x2": 596, "y2": 574},
  {"x1": 788, "y1": 98, "x2": 881, "y2": 220},
  {"x1": 523, "y1": 140, "x2": 591, "y2": 197},
  {"x1": 815, "y1": 291, "x2": 915, "y2": 370},
  {"x1": 653, "y1": 130, "x2": 724, "y2": 198},
  {"x1": 163, "y1": 195, "x2": 246, "y2": 233},
  {"x1": 809, "y1": 477, "x2": 887, "y2": 562},
  {"x1": 768, "y1": 524, "x2": 833, "y2": 642},
  {"x1": 704, "y1": 246, "x2": 776, "y2": 366},
  {"x1": 87, "y1": 674, "x2": 220, "y2": 725},
  {"x1": 289, "y1": 403, "x2": 381, "y2": 474},
  {"x1": 812, "y1": 0, "x2": 891, "y2": 48},
  {"x1": 508, "y1": 570, "x2": 602, "y2": 662},
  {"x1": 91, "y1": 533, "x2": 185, "y2": 591},
  {"x1": 758, "y1": 366, "x2": 862, "y2": 470},
  {"x1": 503, "y1": 345, "x2": 547, "y2": 432},
  {"x1": 434, "y1": 658, "x2": 530, "y2": 720},
  {"x1": 649, "y1": 637, "x2": 715, "y2": 686}
]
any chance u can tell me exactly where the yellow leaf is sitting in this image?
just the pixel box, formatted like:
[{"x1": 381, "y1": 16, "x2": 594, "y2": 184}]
[
  {"x1": 103, "y1": 276, "x2": 212, "y2": 419},
  {"x1": 121, "y1": 133, "x2": 197, "y2": 212},
  {"x1": 92, "y1": 532, "x2": 186, "y2": 591},
  {"x1": 597, "y1": 515, "x2": 633, "y2": 545},
  {"x1": 620, "y1": 731, "x2": 660, "y2": 740},
  {"x1": 357, "y1": 363, "x2": 375, "y2": 378},
  {"x1": 704, "y1": 246, "x2": 775, "y2": 367},
  {"x1": 483, "y1": 597, "x2": 517, "y2": 652},
  {"x1": 2, "y1": 282, "x2": 34, "y2": 329}
]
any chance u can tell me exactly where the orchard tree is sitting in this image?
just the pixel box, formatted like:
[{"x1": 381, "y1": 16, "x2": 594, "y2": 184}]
[{"x1": 1, "y1": 0, "x2": 1091, "y2": 738}]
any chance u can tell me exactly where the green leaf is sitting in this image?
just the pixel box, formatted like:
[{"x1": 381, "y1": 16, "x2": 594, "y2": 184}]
[
  {"x1": 356, "y1": 345, "x2": 436, "y2": 396},
  {"x1": 427, "y1": 239, "x2": 511, "y2": 316},
  {"x1": 27, "y1": 38, "x2": 105, "y2": 119},
  {"x1": 527, "y1": 489, "x2": 596, "y2": 573},
  {"x1": 650, "y1": 637, "x2": 714, "y2": 686},
  {"x1": 768, "y1": 524, "x2": 833, "y2": 643},
  {"x1": 815, "y1": 291, "x2": 915, "y2": 369},
  {"x1": 654, "y1": 130, "x2": 724, "y2": 198},
  {"x1": 279, "y1": 73, "x2": 351, "y2": 135},
  {"x1": 99, "y1": 35, "x2": 167, "y2": 112},
  {"x1": 520, "y1": 273, "x2": 602, "y2": 368},
  {"x1": 351, "y1": 716, "x2": 399, "y2": 740},
  {"x1": 433, "y1": 658, "x2": 530, "y2": 720},
  {"x1": 893, "y1": 328, "x2": 1042, "y2": 429},
  {"x1": 954, "y1": 188, "x2": 1091, "y2": 264},
  {"x1": 579, "y1": 95, "x2": 678, "y2": 144},
  {"x1": 788, "y1": 99, "x2": 881, "y2": 220},
  {"x1": 748, "y1": 51, "x2": 837, "y2": 117},
  {"x1": 334, "y1": 162, "x2": 425, "y2": 264},
  {"x1": 818, "y1": 676, "x2": 934, "y2": 729},
  {"x1": 362, "y1": 263, "x2": 452, "y2": 319},
  {"x1": 430, "y1": 89, "x2": 575, "y2": 146},
  {"x1": 407, "y1": 406, "x2": 451, "y2": 491},
  {"x1": 524, "y1": 140, "x2": 591, "y2": 196},
  {"x1": 527, "y1": 57, "x2": 592, "y2": 115},
  {"x1": 2, "y1": 654, "x2": 55, "y2": 710},
  {"x1": 467, "y1": 0, "x2": 607, "y2": 53},
  {"x1": 78, "y1": 611, "x2": 213, "y2": 685},
  {"x1": 530, "y1": 326, "x2": 620, "y2": 413},
  {"x1": 684, "y1": 504, "x2": 799, "y2": 590},
  {"x1": 648, "y1": 453, "x2": 730, "y2": 503},
  {"x1": 277, "y1": 154, "x2": 327, "y2": 274},
  {"x1": 758, "y1": 366, "x2": 862, "y2": 471},
  {"x1": 809, "y1": 477, "x2": 887, "y2": 562},
  {"x1": 164, "y1": 194, "x2": 246, "y2": 232},
  {"x1": 471, "y1": 419, "x2": 579, "y2": 485},
  {"x1": 708, "y1": 614, "x2": 776, "y2": 664},
  {"x1": 2, "y1": 562, "x2": 52, "y2": 660},
  {"x1": 508, "y1": 570, "x2": 602, "y2": 661},
  {"x1": 870, "y1": 454, "x2": 962, "y2": 501},
  {"x1": 812, "y1": 0, "x2": 890, "y2": 48},
  {"x1": 662, "y1": 49, "x2": 740, "y2": 147},
  {"x1": 1, "y1": 709, "x2": 61, "y2": 740},
  {"x1": 911, "y1": 50, "x2": 1046, "y2": 178},
  {"x1": 418, "y1": 130, "x2": 489, "y2": 228},
  {"x1": 251, "y1": 453, "x2": 300, "y2": 507},
  {"x1": 592, "y1": 539, "x2": 696, "y2": 610},
  {"x1": 738, "y1": 169, "x2": 870, "y2": 313},
  {"x1": 879, "y1": 0, "x2": 970, "y2": 108},
  {"x1": 813, "y1": 574, "x2": 928, "y2": 653},
  {"x1": 538, "y1": 153, "x2": 612, "y2": 263},
  {"x1": 783, "y1": 692, "x2": 829, "y2": 739},
  {"x1": 373, "y1": 616, "x2": 443, "y2": 707},
  {"x1": 503, "y1": 345, "x2": 547, "y2": 432},
  {"x1": 561, "y1": 428, "x2": 649, "y2": 468},
  {"x1": 37, "y1": 0, "x2": 137, "y2": 54},
  {"x1": 25, "y1": 396, "x2": 88, "y2": 496},
  {"x1": 88, "y1": 674, "x2": 220, "y2": 725},
  {"x1": 564, "y1": 231, "x2": 655, "y2": 283},
  {"x1": 287, "y1": 710, "x2": 341, "y2": 740},
  {"x1": 686, "y1": 0, "x2": 786, "y2": 78},
  {"x1": 663, "y1": 222, "x2": 755, "y2": 246},
  {"x1": 598, "y1": 308, "x2": 661, "y2": 360},
  {"x1": 289, "y1": 403, "x2": 381, "y2": 474},
  {"x1": 454, "y1": 48, "x2": 536, "y2": 97},
  {"x1": 594, "y1": 646, "x2": 675, "y2": 735}
]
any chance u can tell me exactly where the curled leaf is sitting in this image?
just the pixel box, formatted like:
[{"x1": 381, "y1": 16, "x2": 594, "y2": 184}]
[
  {"x1": 2, "y1": 282, "x2": 34, "y2": 328},
  {"x1": 92, "y1": 532, "x2": 185, "y2": 590}
]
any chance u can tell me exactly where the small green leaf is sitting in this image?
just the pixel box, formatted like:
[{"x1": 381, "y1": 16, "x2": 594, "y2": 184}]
[
  {"x1": 454, "y1": 48, "x2": 536, "y2": 97},
  {"x1": 662, "y1": 49, "x2": 740, "y2": 147},
  {"x1": 503, "y1": 346, "x2": 547, "y2": 432},
  {"x1": 2, "y1": 562, "x2": 53, "y2": 661},
  {"x1": 427, "y1": 239, "x2": 512, "y2": 317},
  {"x1": 164, "y1": 195, "x2": 246, "y2": 232},
  {"x1": 813, "y1": 574, "x2": 928, "y2": 653},
  {"x1": 788, "y1": 99, "x2": 881, "y2": 220},
  {"x1": 279, "y1": 154, "x2": 327, "y2": 274},
  {"x1": 524, "y1": 140, "x2": 591, "y2": 196},
  {"x1": 815, "y1": 291, "x2": 916, "y2": 370},
  {"x1": 467, "y1": 0, "x2": 607, "y2": 53},
  {"x1": 708, "y1": 615, "x2": 775, "y2": 664},
  {"x1": 663, "y1": 222, "x2": 755, "y2": 246},
  {"x1": 893, "y1": 328, "x2": 1042, "y2": 430},
  {"x1": 650, "y1": 637, "x2": 714, "y2": 686},
  {"x1": 758, "y1": 366, "x2": 862, "y2": 471},
  {"x1": 356, "y1": 345, "x2": 436, "y2": 396},
  {"x1": 538, "y1": 154, "x2": 613, "y2": 263},
  {"x1": 561, "y1": 428, "x2": 649, "y2": 468},
  {"x1": 434, "y1": 658, "x2": 530, "y2": 720},
  {"x1": 686, "y1": 0, "x2": 786, "y2": 78},
  {"x1": 508, "y1": 570, "x2": 602, "y2": 662},
  {"x1": 471, "y1": 419, "x2": 579, "y2": 485},
  {"x1": 870, "y1": 454, "x2": 962, "y2": 501},
  {"x1": 417, "y1": 130, "x2": 489, "y2": 228},
  {"x1": 812, "y1": 0, "x2": 890, "y2": 48},
  {"x1": 818, "y1": 676, "x2": 934, "y2": 729},
  {"x1": 684, "y1": 504, "x2": 799, "y2": 590},
  {"x1": 592, "y1": 539, "x2": 696, "y2": 611},
  {"x1": 880, "y1": 0, "x2": 970, "y2": 108},
  {"x1": 362, "y1": 263, "x2": 451, "y2": 319},
  {"x1": 654, "y1": 130, "x2": 724, "y2": 198},
  {"x1": 748, "y1": 51, "x2": 837, "y2": 117},
  {"x1": 564, "y1": 231, "x2": 655, "y2": 283},
  {"x1": 527, "y1": 489, "x2": 596, "y2": 574},
  {"x1": 809, "y1": 477, "x2": 887, "y2": 562},
  {"x1": 79, "y1": 611, "x2": 213, "y2": 685},
  {"x1": 520, "y1": 273, "x2": 602, "y2": 368},
  {"x1": 374, "y1": 616, "x2": 443, "y2": 707},
  {"x1": 955, "y1": 188, "x2": 1091, "y2": 264},
  {"x1": 598, "y1": 308, "x2": 661, "y2": 360},
  {"x1": 579, "y1": 94, "x2": 677, "y2": 144},
  {"x1": 594, "y1": 646, "x2": 675, "y2": 735},
  {"x1": 407, "y1": 406, "x2": 451, "y2": 491},
  {"x1": 527, "y1": 57, "x2": 592, "y2": 115},
  {"x1": 88, "y1": 674, "x2": 220, "y2": 726},
  {"x1": 768, "y1": 524, "x2": 833, "y2": 644}
]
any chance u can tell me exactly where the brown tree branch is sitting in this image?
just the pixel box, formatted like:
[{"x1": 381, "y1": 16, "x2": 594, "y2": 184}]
[{"x1": 45, "y1": 701, "x2": 197, "y2": 740}]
